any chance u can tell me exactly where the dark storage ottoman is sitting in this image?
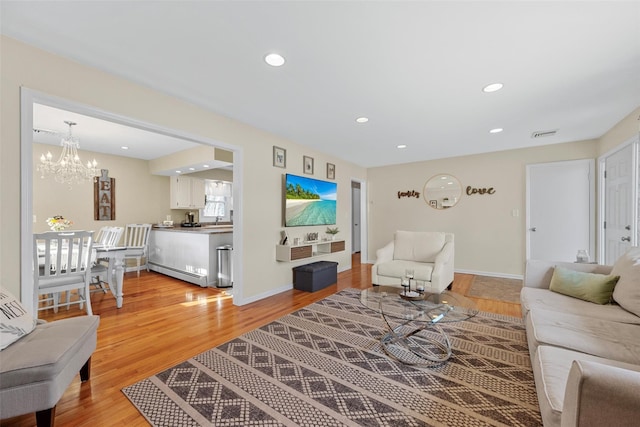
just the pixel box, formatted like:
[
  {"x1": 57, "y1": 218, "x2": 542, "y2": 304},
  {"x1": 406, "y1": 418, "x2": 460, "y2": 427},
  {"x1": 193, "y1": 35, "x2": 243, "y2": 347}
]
[{"x1": 293, "y1": 261, "x2": 338, "y2": 292}]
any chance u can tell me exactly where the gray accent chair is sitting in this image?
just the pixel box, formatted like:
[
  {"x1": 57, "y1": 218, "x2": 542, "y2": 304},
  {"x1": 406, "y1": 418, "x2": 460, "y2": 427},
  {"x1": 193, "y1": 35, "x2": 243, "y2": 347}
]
[{"x1": 0, "y1": 315, "x2": 99, "y2": 426}]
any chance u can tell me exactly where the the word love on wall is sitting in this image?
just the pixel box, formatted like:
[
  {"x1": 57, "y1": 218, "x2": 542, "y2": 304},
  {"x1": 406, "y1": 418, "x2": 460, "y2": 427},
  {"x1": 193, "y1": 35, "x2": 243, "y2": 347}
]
[
  {"x1": 466, "y1": 185, "x2": 496, "y2": 196},
  {"x1": 94, "y1": 169, "x2": 116, "y2": 220},
  {"x1": 397, "y1": 190, "x2": 421, "y2": 199}
]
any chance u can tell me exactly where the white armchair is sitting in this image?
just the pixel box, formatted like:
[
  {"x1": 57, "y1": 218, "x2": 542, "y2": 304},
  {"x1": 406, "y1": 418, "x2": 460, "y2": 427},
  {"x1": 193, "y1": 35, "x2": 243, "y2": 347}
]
[{"x1": 371, "y1": 231, "x2": 454, "y2": 293}]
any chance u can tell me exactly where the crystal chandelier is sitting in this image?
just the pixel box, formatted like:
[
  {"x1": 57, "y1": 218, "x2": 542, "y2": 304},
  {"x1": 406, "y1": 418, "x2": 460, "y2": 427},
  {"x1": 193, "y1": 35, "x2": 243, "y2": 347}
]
[{"x1": 38, "y1": 121, "x2": 98, "y2": 185}]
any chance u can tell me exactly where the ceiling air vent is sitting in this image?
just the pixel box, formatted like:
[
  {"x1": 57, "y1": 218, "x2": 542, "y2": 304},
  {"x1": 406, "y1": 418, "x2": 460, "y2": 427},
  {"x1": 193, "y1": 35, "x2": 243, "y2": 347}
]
[{"x1": 531, "y1": 129, "x2": 558, "y2": 139}]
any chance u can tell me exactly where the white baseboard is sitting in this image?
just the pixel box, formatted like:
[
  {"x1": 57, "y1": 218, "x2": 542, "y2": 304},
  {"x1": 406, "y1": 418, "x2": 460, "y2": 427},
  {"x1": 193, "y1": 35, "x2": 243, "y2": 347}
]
[
  {"x1": 233, "y1": 283, "x2": 293, "y2": 306},
  {"x1": 455, "y1": 269, "x2": 523, "y2": 280}
]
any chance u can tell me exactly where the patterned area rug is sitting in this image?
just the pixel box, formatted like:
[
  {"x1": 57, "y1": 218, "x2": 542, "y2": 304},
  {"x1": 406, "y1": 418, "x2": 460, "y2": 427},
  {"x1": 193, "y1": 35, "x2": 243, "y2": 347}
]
[
  {"x1": 467, "y1": 276, "x2": 523, "y2": 303},
  {"x1": 123, "y1": 289, "x2": 541, "y2": 426}
]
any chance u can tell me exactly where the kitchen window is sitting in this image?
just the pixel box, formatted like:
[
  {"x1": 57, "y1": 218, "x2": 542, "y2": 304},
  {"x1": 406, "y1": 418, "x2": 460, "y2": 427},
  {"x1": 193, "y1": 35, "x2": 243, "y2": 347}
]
[{"x1": 200, "y1": 180, "x2": 233, "y2": 222}]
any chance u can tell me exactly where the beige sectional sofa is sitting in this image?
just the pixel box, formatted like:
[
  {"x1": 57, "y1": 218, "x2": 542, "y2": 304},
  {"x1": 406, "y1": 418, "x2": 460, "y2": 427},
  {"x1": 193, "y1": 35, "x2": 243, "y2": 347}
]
[{"x1": 521, "y1": 251, "x2": 640, "y2": 427}]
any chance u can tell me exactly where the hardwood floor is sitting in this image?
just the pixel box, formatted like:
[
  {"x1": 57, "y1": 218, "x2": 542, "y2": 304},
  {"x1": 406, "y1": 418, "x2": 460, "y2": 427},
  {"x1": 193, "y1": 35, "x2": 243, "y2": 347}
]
[{"x1": 1, "y1": 254, "x2": 521, "y2": 426}]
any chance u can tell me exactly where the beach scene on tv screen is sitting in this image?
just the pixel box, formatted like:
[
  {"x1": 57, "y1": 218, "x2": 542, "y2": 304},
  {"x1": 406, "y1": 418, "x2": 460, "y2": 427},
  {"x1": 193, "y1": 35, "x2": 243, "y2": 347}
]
[{"x1": 285, "y1": 174, "x2": 337, "y2": 226}]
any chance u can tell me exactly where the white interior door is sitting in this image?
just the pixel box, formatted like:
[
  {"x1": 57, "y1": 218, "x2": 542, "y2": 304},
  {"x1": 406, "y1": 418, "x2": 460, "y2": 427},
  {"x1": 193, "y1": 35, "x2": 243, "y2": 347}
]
[
  {"x1": 526, "y1": 160, "x2": 594, "y2": 262},
  {"x1": 603, "y1": 143, "x2": 637, "y2": 264}
]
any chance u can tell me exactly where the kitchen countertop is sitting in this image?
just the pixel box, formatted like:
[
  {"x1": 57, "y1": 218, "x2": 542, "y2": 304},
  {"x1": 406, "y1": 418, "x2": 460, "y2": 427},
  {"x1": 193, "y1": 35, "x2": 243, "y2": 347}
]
[{"x1": 151, "y1": 226, "x2": 233, "y2": 234}]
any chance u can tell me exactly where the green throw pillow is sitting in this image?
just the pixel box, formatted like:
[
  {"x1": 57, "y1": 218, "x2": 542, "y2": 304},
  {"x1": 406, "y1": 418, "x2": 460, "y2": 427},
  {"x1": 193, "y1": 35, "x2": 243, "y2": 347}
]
[{"x1": 549, "y1": 266, "x2": 619, "y2": 305}]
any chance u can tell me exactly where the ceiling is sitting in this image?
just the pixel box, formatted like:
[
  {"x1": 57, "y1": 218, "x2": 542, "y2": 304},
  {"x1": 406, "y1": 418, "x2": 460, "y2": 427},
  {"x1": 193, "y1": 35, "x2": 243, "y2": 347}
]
[{"x1": 3, "y1": 1, "x2": 640, "y2": 168}]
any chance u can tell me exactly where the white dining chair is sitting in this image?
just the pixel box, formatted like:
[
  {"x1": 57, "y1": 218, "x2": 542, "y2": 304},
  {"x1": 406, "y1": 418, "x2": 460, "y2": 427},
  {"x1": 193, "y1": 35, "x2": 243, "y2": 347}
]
[
  {"x1": 123, "y1": 223, "x2": 152, "y2": 277},
  {"x1": 33, "y1": 231, "x2": 95, "y2": 318},
  {"x1": 91, "y1": 226, "x2": 124, "y2": 292},
  {"x1": 94, "y1": 226, "x2": 124, "y2": 247}
]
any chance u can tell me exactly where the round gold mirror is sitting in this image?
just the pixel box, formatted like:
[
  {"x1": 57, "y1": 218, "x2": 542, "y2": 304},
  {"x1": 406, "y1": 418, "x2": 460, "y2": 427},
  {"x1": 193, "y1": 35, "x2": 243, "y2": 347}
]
[{"x1": 423, "y1": 174, "x2": 462, "y2": 209}]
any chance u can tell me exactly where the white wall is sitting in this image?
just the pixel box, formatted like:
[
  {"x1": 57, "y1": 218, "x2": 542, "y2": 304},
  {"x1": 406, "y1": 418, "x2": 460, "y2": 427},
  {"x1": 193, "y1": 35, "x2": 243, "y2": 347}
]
[
  {"x1": 367, "y1": 141, "x2": 599, "y2": 277},
  {"x1": 32, "y1": 143, "x2": 172, "y2": 233},
  {"x1": 1, "y1": 36, "x2": 367, "y2": 301},
  {"x1": 367, "y1": 107, "x2": 639, "y2": 277},
  {"x1": 598, "y1": 107, "x2": 640, "y2": 156}
]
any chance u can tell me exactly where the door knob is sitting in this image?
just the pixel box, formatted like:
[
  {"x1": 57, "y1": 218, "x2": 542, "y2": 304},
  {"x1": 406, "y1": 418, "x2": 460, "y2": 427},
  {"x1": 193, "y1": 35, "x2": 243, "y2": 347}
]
[
  {"x1": 529, "y1": 227, "x2": 537, "y2": 232},
  {"x1": 621, "y1": 236, "x2": 631, "y2": 242},
  {"x1": 625, "y1": 225, "x2": 631, "y2": 230}
]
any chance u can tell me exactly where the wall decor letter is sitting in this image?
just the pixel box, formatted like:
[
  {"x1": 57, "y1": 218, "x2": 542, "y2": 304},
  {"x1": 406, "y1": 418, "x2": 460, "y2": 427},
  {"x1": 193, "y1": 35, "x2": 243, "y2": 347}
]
[
  {"x1": 466, "y1": 185, "x2": 496, "y2": 196},
  {"x1": 397, "y1": 190, "x2": 421, "y2": 199},
  {"x1": 94, "y1": 169, "x2": 116, "y2": 220}
]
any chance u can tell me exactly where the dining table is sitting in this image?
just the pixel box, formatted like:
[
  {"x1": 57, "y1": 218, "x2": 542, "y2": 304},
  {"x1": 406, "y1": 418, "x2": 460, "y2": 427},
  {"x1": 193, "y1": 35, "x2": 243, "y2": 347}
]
[
  {"x1": 94, "y1": 244, "x2": 127, "y2": 308},
  {"x1": 37, "y1": 239, "x2": 128, "y2": 309}
]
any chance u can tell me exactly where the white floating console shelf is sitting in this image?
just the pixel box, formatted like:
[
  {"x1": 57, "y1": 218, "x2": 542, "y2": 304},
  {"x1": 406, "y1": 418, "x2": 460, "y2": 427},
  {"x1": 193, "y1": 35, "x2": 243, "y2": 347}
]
[{"x1": 276, "y1": 240, "x2": 345, "y2": 262}]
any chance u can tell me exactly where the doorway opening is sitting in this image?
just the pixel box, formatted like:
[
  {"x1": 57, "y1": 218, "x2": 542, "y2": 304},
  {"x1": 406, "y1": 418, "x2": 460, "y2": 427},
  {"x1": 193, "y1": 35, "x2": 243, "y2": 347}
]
[
  {"x1": 20, "y1": 88, "x2": 245, "y2": 313},
  {"x1": 526, "y1": 159, "x2": 595, "y2": 262},
  {"x1": 351, "y1": 178, "x2": 368, "y2": 263},
  {"x1": 598, "y1": 136, "x2": 639, "y2": 263}
]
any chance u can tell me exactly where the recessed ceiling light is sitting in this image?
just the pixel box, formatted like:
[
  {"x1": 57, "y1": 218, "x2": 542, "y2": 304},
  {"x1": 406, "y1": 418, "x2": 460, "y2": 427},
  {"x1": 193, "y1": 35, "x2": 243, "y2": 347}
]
[
  {"x1": 397, "y1": 144, "x2": 407, "y2": 149},
  {"x1": 121, "y1": 146, "x2": 129, "y2": 150},
  {"x1": 188, "y1": 167, "x2": 195, "y2": 171},
  {"x1": 203, "y1": 164, "x2": 210, "y2": 168},
  {"x1": 175, "y1": 170, "x2": 182, "y2": 174},
  {"x1": 489, "y1": 128, "x2": 504, "y2": 134},
  {"x1": 355, "y1": 117, "x2": 369, "y2": 123},
  {"x1": 482, "y1": 83, "x2": 503, "y2": 93},
  {"x1": 264, "y1": 53, "x2": 285, "y2": 67}
]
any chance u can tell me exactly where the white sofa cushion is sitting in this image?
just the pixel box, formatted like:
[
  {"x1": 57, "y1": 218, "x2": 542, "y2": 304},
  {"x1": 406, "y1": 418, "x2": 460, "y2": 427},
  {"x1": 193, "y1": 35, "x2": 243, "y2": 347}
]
[
  {"x1": 527, "y1": 308, "x2": 640, "y2": 365},
  {"x1": 532, "y1": 345, "x2": 640, "y2": 427},
  {"x1": 393, "y1": 231, "x2": 445, "y2": 262},
  {"x1": 376, "y1": 260, "x2": 434, "y2": 282},
  {"x1": 521, "y1": 287, "x2": 640, "y2": 324},
  {"x1": 0, "y1": 286, "x2": 37, "y2": 351},
  {"x1": 611, "y1": 246, "x2": 640, "y2": 317}
]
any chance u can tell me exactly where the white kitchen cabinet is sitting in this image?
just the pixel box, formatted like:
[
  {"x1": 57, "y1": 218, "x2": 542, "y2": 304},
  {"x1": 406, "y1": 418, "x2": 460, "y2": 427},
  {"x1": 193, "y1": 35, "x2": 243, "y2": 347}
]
[{"x1": 170, "y1": 176, "x2": 205, "y2": 209}]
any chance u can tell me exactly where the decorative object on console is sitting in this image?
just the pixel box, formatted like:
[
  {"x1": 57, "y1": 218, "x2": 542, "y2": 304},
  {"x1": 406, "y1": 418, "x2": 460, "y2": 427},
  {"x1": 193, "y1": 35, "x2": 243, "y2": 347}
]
[
  {"x1": 423, "y1": 174, "x2": 462, "y2": 209},
  {"x1": 326, "y1": 162, "x2": 335, "y2": 180},
  {"x1": 303, "y1": 155, "x2": 314, "y2": 175},
  {"x1": 36, "y1": 120, "x2": 98, "y2": 186},
  {"x1": 46, "y1": 215, "x2": 72, "y2": 231},
  {"x1": 273, "y1": 146, "x2": 286, "y2": 168},
  {"x1": 94, "y1": 169, "x2": 116, "y2": 220},
  {"x1": 325, "y1": 226, "x2": 339, "y2": 240},
  {"x1": 306, "y1": 232, "x2": 319, "y2": 242}
]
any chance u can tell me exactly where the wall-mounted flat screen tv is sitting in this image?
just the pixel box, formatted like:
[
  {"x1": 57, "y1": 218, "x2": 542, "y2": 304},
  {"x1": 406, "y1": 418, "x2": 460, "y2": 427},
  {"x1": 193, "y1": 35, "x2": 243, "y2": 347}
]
[{"x1": 284, "y1": 174, "x2": 337, "y2": 227}]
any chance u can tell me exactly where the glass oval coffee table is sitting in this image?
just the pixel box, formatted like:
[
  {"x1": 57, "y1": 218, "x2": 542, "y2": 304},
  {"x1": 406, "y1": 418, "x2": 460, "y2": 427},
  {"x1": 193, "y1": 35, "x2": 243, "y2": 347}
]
[{"x1": 360, "y1": 286, "x2": 478, "y2": 365}]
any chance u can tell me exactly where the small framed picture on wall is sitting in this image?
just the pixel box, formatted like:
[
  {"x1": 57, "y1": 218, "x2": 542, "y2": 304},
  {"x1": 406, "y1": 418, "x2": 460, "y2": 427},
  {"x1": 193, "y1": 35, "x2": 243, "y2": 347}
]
[
  {"x1": 303, "y1": 155, "x2": 314, "y2": 175},
  {"x1": 273, "y1": 146, "x2": 286, "y2": 168},
  {"x1": 327, "y1": 163, "x2": 335, "y2": 180}
]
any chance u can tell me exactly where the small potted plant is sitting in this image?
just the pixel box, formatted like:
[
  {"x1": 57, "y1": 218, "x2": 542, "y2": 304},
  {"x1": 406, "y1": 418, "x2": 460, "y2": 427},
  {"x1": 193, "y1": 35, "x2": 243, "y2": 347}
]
[{"x1": 325, "y1": 226, "x2": 339, "y2": 240}]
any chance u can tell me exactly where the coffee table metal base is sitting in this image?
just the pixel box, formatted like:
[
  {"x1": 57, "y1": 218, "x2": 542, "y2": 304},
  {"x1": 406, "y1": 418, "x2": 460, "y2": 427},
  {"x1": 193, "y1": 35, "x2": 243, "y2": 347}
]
[{"x1": 381, "y1": 323, "x2": 452, "y2": 365}]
